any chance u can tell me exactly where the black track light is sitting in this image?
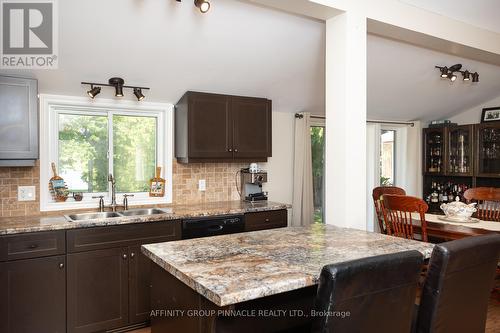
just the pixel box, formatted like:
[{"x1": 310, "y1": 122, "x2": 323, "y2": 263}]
[
  {"x1": 472, "y1": 72, "x2": 479, "y2": 83},
  {"x1": 109, "y1": 77, "x2": 124, "y2": 97},
  {"x1": 448, "y1": 72, "x2": 457, "y2": 82},
  {"x1": 134, "y1": 88, "x2": 145, "y2": 101},
  {"x1": 462, "y1": 70, "x2": 470, "y2": 81},
  {"x1": 194, "y1": 0, "x2": 210, "y2": 13},
  {"x1": 82, "y1": 78, "x2": 150, "y2": 100},
  {"x1": 87, "y1": 86, "x2": 101, "y2": 99},
  {"x1": 440, "y1": 66, "x2": 448, "y2": 78}
]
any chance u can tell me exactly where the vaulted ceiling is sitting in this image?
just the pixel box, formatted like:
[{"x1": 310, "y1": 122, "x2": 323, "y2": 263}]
[{"x1": 1, "y1": 0, "x2": 500, "y2": 122}]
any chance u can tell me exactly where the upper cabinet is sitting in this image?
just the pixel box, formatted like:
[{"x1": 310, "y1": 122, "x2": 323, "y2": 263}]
[
  {"x1": 423, "y1": 125, "x2": 474, "y2": 176},
  {"x1": 175, "y1": 91, "x2": 272, "y2": 163},
  {"x1": 476, "y1": 122, "x2": 500, "y2": 177},
  {"x1": 0, "y1": 76, "x2": 38, "y2": 166}
]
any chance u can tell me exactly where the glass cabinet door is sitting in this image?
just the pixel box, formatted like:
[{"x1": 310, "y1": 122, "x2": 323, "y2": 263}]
[
  {"x1": 447, "y1": 125, "x2": 473, "y2": 176},
  {"x1": 477, "y1": 123, "x2": 500, "y2": 177},
  {"x1": 424, "y1": 128, "x2": 445, "y2": 174}
]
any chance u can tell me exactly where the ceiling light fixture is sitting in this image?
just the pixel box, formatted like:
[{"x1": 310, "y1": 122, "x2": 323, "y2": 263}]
[
  {"x1": 87, "y1": 85, "x2": 101, "y2": 99},
  {"x1": 472, "y1": 72, "x2": 479, "y2": 83},
  {"x1": 194, "y1": 0, "x2": 210, "y2": 13},
  {"x1": 109, "y1": 77, "x2": 124, "y2": 97},
  {"x1": 133, "y1": 88, "x2": 145, "y2": 101},
  {"x1": 81, "y1": 78, "x2": 150, "y2": 100},
  {"x1": 435, "y1": 64, "x2": 478, "y2": 84}
]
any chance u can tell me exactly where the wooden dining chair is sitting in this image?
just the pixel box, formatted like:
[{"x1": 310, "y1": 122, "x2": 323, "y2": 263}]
[
  {"x1": 464, "y1": 187, "x2": 500, "y2": 222},
  {"x1": 381, "y1": 194, "x2": 429, "y2": 242},
  {"x1": 372, "y1": 186, "x2": 406, "y2": 234}
]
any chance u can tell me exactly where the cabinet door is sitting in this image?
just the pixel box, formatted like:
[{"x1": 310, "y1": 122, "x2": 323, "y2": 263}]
[
  {"x1": 447, "y1": 125, "x2": 474, "y2": 176},
  {"x1": 129, "y1": 245, "x2": 152, "y2": 324},
  {"x1": 0, "y1": 256, "x2": 66, "y2": 333},
  {"x1": 423, "y1": 128, "x2": 446, "y2": 175},
  {"x1": 0, "y1": 76, "x2": 38, "y2": 161},
  {"x1": 232, "y1": 96, "x2": 272, "y2": 159},
  {"x1": 67, "y1": 247, "x2": 129, "y2": 333},
  {"x1": 476, "y1": 123, "x2": 500, "y2": 177},
  {"x1": 188, "y1": 93, "x2": 233, "y2": 159}
]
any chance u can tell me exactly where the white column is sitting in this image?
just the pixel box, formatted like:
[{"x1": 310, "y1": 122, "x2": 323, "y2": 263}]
[{"x1": 325, "y1": 11, "x2": 367, "y2": 230}]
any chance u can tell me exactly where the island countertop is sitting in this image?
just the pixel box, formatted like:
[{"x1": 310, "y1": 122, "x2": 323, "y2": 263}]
[
  {"x1": 142, "y1": 224, "x2": 435, "y2": 307},
  {"x1": 0, "y1": 200, "x2": 290, "y2": 235}
]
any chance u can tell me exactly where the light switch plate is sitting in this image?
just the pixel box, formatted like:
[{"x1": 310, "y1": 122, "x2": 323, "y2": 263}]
[
  {"x1": 18, "y1": 186, "x2": 36, "y2": 201},
  {"x1": 198, "y1": 179, "x2": 206, "y2": 191}
]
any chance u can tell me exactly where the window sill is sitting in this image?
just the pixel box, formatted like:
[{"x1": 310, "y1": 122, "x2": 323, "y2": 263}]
[{"x1": 41, "y1": 196, "x2": 171, "y2": 212}]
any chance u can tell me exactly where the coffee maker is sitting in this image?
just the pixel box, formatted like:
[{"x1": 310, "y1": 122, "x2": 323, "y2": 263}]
[{"x1": 240, "y1": 168, "x2": 268, "y2": 202}]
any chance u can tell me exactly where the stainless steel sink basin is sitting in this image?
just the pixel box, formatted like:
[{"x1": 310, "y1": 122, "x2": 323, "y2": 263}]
[
  {"x1": 119, "y1": 208, "x2": 166, "y2": 217},
  {"x1": 65, "y1": 212, "x2": 122, "y2": 222}
]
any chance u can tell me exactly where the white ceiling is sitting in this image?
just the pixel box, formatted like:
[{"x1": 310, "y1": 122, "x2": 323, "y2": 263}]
[
  {"x1": 1, "y1": 0, "x2": 499, "y2": 122},
  {"x1": 0, "y1": 0, "x2": 325, "y2": 114},
  {"x1": 400, "y1": 0, "x2": 500, "y2": 34},
  {"x1": 368, "y1": 34, "x2": 500, "y2": 121}
]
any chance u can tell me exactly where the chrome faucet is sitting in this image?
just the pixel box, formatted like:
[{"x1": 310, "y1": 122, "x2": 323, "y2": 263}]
[{"x1": 92, "y1": 174, "x2": 133, "y2": 212}]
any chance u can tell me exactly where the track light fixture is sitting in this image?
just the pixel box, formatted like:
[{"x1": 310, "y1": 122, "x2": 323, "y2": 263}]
[
  {"x1": 194, "y1": 0, "x2": 210, "y2": 13},
  {"x1": 435, "y1": 64, "x2": 479, "y2": 84},
  {"x1": 87, "y1": 85, "x2": 101, "y2": 99},
  {"x1": 176, "y1": 0, "x2": 211, "y2": 14},
  {"x1": 133, "y1": 88, "x2": 145, "y2": 101},
  {"x1": 81, "y1": 78, "x2": 150, "y2": 101}
]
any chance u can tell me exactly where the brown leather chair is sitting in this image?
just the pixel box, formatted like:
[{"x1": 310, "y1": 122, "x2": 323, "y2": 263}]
[
  {"x1": 464, "y1": 187, "x2": 500, "y2": 221},
  {"x1": 372, "y1": 186, "x2": 406, "y2": 234},
  {"x1": 415, "y1": 234, "x2": 500, "y2": 333},
  {"x1": 312, "y1": 251, "x2": 423, "y2": 333},
  {"x1": 381, "y1": 194, "x2": 429, "y2": 242}
]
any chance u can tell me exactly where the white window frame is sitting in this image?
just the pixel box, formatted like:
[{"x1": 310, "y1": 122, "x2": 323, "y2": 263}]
[{"x1": 40, "y1": 94, "x2": 173, "y2": 211}]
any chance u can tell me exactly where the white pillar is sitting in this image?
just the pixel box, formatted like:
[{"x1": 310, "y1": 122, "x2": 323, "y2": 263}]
[{"x1": 325, "y1": 11, "x2": 367, "y2": 230}]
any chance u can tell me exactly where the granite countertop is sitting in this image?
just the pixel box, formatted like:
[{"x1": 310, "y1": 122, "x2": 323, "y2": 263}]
[
  {"x1": 0, "y1": 201, "x2": 290, "y2": 235},
  {"x1": 142, "y1": 224, "x2": 435, "y2": 307}
]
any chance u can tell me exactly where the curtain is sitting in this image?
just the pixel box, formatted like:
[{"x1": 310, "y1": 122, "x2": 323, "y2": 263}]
[
  {"x1": 292, "y1": 112, "x2": 314, "y2": 226},
  {"x1": 366, "y1": 123, "x2": 381, "y2": 232},
  {"x1": 395, "y1": 120, "x2": 422, "y2": 197}
]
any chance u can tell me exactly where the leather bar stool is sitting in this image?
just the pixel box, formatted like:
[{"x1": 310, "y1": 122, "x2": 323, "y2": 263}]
[{"x1": 311, "y1": 251, "x2": 423, "y2": 333}]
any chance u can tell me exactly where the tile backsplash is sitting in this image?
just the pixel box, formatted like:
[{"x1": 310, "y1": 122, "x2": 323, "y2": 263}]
[{"x1": 0, "y1": 160, "x2": 247, "y2": 217}]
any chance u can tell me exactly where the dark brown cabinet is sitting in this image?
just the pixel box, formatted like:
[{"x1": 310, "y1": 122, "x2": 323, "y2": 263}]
[
  {"x1": 66, "y1": 221, "x2": 181, "y2": 332},
  {"x1": 423, "y1": 127, "x2": 446, "y2": 175},
  {"x1": 447, "y1": 125, "x2": 474, "y2": 176},
  {"x1": 129, "y1": 245, "x2": 153, "y2": 324},
  {"x1": 476, "y1": 122, "x2": 500, "y2": 177},
  {"x1": 0, "y1": 255, "x2": 66, "y2": 333},
  {"x1": 67, "y1": 248, "x2": 129, "y2": 333},
  {"x1": 245, "y1": 209, "x2": 288, "y2": 232},
  {"x1": 175, "y1": 91, "x2": 272, "y2": 163}
]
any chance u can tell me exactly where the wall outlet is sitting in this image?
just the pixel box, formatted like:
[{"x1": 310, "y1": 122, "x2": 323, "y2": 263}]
[
  {"x1": 18, "y1": 186, "x2": 36, "y2": 201},
  {"x1": 198, "y1": 179, "x2": 206, "y2": 191}
]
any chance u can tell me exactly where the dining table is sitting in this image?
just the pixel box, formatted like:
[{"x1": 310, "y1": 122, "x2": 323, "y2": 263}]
[{"x1": 412, "y1": 212, "x2": 500, "y2": 240}]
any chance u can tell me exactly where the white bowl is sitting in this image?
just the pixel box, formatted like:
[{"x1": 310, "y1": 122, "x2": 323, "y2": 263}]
[{"x1": 440, "y1": 200, "x2": 477, "y2": 219}]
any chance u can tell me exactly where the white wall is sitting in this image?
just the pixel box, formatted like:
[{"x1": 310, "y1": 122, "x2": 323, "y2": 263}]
[{"x1": 449, "y1": 94, "x2": 500, "y2": 125}]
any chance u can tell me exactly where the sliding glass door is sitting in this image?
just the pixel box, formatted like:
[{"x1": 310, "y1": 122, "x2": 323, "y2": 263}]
[{"x1": 311, "y1": 124, "x2": 325, "y2": 223}]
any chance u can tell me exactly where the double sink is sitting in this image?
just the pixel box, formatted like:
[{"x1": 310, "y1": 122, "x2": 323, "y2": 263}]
[{"x1": 65, "y1": 208, "x2": 167, "y2": 222}]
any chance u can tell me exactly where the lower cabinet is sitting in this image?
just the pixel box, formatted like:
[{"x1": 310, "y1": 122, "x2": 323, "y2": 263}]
[
  {"x1": 129, "y1": 245, "x2": 153, "y2": 324},
  {"x1": 0, "y1": 255, "x2": 66, "y2": 333},
  {"x1": 67, "y1": 247, "x2": 129, "y2": 333},
  {"x1": 245, "y1": 209, "x2": 288, "y2": 232}
]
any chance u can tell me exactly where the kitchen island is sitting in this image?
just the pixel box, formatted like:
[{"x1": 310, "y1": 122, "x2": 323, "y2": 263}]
[{"x1": 142, "y1": 224, "x2": 434, "y2": 332}]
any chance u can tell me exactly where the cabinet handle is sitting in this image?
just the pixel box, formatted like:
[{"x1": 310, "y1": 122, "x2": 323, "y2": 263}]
[
  {"x1": 265, "y1": 218, "x2": 270, "y2": 222},
  {"x1": 122, "y1": 254, "x2": 128, "y2": 260},
  {"x1": 29, "y1": 244, "x2": 38, "y2": 249},
  {"x1": 234, "y1": 149, "x2": 238, "y2": 153},
  {"x1": 130, "y1": 252, "x2": 135, "y2": 259},
  {"x1": 59, "y1": 263, "x2": 64, "y2": 269},
  {"x1": 228, "y1": 148, "x2": 233, "y2": 152}
]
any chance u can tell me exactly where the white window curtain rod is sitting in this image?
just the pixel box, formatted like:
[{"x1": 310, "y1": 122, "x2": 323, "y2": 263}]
[{"x1": 294, "y1": 113, "x2": 414, "y2": 127}]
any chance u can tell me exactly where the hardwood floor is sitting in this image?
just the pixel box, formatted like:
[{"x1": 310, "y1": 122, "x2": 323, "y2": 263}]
[{"x1": 128, "y1": 295, "x2": 500, "y2": 333}]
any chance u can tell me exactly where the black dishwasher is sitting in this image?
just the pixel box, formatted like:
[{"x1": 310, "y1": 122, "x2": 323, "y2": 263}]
[{"x1": 182, "y1": 215, "x2": 245, "y2": 239}]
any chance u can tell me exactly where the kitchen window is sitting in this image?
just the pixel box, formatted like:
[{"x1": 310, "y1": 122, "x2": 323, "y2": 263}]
[{"x1": 40, "y1": 95, "x2": 173, "y2": 211}]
